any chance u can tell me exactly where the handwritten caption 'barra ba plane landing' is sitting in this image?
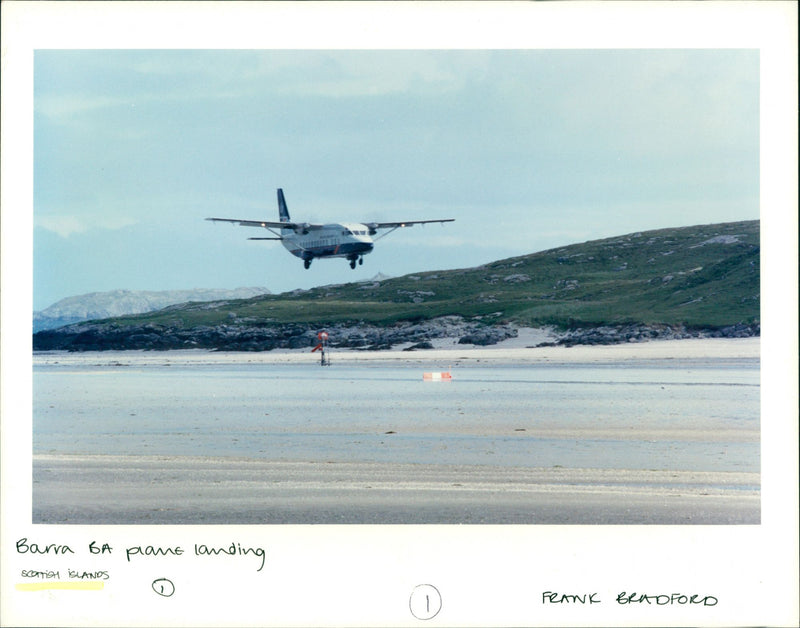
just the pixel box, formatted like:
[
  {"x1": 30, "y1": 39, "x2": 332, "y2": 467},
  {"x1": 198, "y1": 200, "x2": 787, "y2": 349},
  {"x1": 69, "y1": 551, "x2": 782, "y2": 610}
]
[{"x1": 16, "y1": 538, "x2": 267, "y2": 572}]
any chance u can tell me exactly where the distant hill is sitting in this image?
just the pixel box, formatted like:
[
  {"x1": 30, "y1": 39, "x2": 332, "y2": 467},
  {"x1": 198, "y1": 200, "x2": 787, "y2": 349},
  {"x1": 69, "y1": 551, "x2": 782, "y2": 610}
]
[
  {"x1": 33, "y1": 287, "x2": 271, "y2": 332},
  {"x1": 33, "y1": 221, "x2": 759, "y2": 351}
]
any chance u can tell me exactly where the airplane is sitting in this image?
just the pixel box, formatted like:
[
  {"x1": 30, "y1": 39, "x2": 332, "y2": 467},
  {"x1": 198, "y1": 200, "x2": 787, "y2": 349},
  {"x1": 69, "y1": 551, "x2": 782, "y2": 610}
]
[{"x1": 207, "y1": 188, "x2": 454, "y2": 269}]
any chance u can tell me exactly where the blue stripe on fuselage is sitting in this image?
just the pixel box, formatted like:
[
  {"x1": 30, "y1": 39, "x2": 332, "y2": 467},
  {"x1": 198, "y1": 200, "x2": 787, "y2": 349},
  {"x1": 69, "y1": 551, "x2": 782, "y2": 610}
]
[{"x1": 289, "y1": 241, "x2": 373, "y2": 259}]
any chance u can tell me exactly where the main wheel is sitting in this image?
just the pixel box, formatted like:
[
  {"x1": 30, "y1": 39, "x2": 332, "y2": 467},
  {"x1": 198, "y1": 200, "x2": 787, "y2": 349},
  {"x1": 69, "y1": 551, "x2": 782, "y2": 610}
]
[
  {"x1": 349, "y1": 259, "x2": 356, "y2": 269},
  {"x1": 304, "y1": 259, "x2": 311, "y2": 269}
]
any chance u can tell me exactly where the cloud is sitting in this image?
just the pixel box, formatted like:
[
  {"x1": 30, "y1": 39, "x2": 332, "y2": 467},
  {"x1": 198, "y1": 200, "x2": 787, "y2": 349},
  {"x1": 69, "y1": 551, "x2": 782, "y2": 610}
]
[
  {"x1": 264, "y1": 51, "x2": 492, "y2": 98},
  {"x1": 35, "y1": 50, "x2": 493, "y2": 118},
  {"x1": 35, "y1": 94, "x2": 125, "y2": 120},
  {"x1": 35, "y1": 213, "x2": 139, "y2": 238},
  {"x1": 35, "y1": 215, "x2": 88, "y2": 238}
]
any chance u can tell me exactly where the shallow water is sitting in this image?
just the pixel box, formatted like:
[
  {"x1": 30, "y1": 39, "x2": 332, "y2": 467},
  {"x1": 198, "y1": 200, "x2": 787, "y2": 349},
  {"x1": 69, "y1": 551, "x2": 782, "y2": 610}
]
[{"x1": 33, "y1": 357, "x2": 759, "y2": 473}]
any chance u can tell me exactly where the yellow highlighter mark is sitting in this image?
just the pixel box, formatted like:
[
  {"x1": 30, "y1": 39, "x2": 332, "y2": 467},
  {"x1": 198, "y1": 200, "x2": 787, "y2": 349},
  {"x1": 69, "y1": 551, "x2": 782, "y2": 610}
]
[{"x1": 16, "y1": 581, "x2": 105, "y2": 592}]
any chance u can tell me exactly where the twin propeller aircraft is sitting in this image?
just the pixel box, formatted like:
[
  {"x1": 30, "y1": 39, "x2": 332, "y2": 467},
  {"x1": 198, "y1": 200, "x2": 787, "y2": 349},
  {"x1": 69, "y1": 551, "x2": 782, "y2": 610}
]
[{"x1": 208, "y1": 189, "x2": 454, "y2": 269}]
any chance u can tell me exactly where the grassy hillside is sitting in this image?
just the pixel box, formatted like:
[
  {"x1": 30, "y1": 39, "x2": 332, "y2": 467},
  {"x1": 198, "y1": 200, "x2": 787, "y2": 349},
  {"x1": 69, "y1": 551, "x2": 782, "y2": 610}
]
[{"x1": 106, "y1": 220, "x2": 759, "y2": 331}]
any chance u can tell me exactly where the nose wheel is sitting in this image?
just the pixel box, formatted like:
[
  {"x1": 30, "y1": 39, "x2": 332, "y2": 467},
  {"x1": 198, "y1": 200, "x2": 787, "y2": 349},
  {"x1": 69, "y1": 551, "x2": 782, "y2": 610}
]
[{"x1": 349, "y1": 256, "x2": 364, "y2": 269}]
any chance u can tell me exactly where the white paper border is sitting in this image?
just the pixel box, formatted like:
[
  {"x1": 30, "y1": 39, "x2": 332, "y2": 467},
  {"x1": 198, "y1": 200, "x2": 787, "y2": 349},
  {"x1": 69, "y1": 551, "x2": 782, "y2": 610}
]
[{"x1": 2, "y1": 2, "x2": 797, "y2": 626}]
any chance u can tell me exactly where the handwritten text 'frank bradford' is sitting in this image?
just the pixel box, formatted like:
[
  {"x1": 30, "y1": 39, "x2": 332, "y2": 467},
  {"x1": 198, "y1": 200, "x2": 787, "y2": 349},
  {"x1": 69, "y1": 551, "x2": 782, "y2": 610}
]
[{"x1": 543, "y1": 591, "x2": 718, "y2": 606}]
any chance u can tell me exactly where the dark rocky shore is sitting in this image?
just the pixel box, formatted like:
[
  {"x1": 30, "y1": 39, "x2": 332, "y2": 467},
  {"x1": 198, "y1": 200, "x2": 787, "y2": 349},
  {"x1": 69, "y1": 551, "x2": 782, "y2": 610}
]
[
  {"x1": 546, "y1": 322, "x2": 759, "y2": 347},
  {"x1": 32, "y1": 316, "x2": 759, "y2": 352}
]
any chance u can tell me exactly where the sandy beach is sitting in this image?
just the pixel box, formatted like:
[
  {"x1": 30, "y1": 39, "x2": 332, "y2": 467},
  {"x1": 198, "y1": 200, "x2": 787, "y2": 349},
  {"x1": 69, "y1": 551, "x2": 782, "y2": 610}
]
[{"x1": 32, "y1": 337, "x2": 760, "y2": 525}]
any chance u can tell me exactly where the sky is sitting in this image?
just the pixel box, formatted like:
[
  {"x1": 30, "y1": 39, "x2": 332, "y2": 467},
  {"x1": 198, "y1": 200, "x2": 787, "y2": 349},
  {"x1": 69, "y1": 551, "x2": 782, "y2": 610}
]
[{"x1": 31, "y1": 46, "x2": 761, "y2": 310}]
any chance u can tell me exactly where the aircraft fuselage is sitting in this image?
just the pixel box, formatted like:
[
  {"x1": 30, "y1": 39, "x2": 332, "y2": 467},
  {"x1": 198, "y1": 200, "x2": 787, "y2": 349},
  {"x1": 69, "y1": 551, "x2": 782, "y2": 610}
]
[{"x1": 281, "y1": 222, "x2": 374, "y2": 266}]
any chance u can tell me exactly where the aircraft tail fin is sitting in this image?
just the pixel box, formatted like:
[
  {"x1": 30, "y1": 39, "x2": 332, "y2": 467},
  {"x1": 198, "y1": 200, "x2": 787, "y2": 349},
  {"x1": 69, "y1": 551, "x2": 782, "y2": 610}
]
[{"x1": 277, "y1": 188, "x2": 291, "y2": 222}]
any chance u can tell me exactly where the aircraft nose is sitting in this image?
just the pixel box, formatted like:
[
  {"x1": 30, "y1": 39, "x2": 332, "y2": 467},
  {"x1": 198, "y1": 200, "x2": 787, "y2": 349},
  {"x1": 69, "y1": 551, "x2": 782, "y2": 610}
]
[{"x1": 356, "y1": 241, "x2": 373, "y2": 254}]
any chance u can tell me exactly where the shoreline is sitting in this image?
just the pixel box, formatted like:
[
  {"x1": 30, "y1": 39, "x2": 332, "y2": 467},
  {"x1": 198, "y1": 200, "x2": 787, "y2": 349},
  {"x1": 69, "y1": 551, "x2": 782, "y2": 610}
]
[{"x1": 32, "y1": 336, "x2": 760, "y2": 367}]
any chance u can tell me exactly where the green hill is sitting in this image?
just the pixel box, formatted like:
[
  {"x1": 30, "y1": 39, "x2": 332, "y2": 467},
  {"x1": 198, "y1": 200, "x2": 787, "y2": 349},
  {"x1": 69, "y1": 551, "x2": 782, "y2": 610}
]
[
  {"x1": 115, "y1": 220, "x2": 760, "y2": 328},
  {"x1": 33, "y1": 220, "x2": 759, "y2": 351}
]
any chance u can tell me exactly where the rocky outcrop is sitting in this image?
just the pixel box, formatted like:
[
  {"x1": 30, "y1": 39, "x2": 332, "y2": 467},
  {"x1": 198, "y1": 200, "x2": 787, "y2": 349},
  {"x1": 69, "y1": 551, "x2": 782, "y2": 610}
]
[
  {"x1": 32, "y1": 317, "x2": 759, "y2": 353},
  {"x1": 32, "y1": 317, "x2": 520, "y2": 352},
  {"x1": 548, "y1": 322, "x2": 760, "y2": 347},
  {"x1": 457, "y1": 327, "x2": 518, "y2": 346}
]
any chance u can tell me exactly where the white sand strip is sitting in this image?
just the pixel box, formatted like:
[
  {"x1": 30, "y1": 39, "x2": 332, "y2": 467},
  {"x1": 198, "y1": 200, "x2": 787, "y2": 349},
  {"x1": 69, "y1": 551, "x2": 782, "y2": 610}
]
[{"x1": 32, "y1": 336, "x2": 760, "y2": 368}]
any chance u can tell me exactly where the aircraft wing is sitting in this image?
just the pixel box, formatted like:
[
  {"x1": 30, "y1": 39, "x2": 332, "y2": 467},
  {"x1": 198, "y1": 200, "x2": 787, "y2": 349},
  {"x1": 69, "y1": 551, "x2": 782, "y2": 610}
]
[
  {"x1": 206, "y1": 217, "x2": 292, "y2": 229},
  {"x1": 206, "y1": 217, "x2": 324, "y2": 231},
  {"x1": 367, "y1": 219, "x2": 455, "y2": 229}
]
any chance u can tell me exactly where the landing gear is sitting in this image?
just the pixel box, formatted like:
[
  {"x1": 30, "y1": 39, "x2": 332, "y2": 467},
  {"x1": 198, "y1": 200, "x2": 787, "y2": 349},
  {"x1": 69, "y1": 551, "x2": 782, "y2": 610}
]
[
  {"x1": 303, "y1": 259, "x2": 311, "y2": 269},
  {"x1": 348, "y1": 255, "x2": 364, "y2": 269},
  {"x1": 349, "y1": 259, "x2": 356, "y2": 269},
  {"x1": 358, "y1": 256, "x2": 363, "y2": 265}
]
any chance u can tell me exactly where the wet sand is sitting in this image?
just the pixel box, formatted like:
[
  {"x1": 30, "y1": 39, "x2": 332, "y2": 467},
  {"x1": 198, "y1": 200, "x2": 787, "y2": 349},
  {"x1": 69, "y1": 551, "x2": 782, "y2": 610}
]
[
  {"x1": 33, "y1": 454, "x2": 759, "y2": 525},
  {"x1": 32, "y1": 338, "x2": 760, "y2": 525}
]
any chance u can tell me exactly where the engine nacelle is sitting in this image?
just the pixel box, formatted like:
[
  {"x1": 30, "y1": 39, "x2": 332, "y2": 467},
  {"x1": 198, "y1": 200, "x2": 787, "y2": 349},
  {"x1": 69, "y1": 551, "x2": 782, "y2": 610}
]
[{"x1": 365, "y1": 222, "x2": 378, "y2": 236}]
